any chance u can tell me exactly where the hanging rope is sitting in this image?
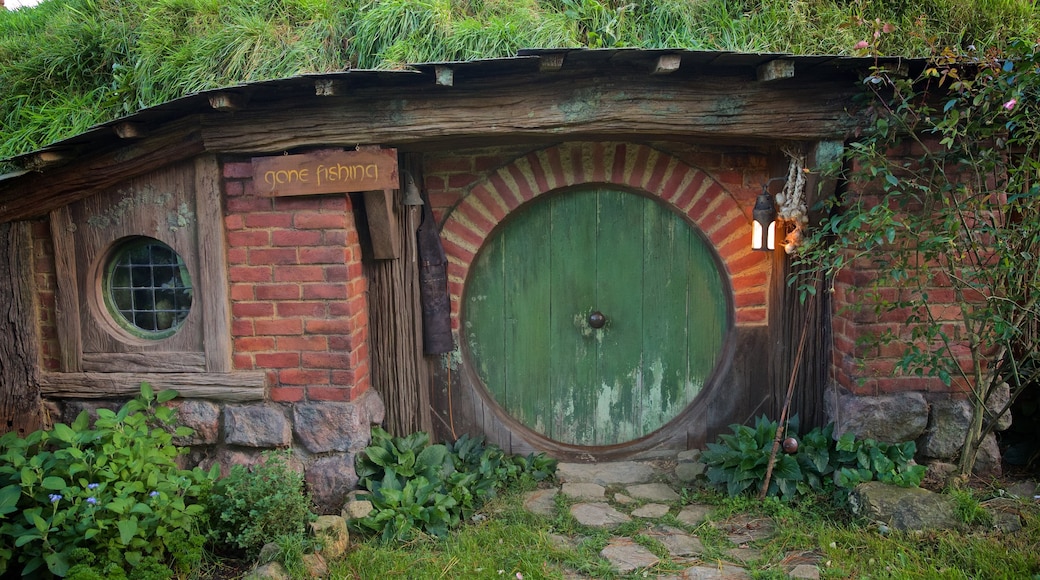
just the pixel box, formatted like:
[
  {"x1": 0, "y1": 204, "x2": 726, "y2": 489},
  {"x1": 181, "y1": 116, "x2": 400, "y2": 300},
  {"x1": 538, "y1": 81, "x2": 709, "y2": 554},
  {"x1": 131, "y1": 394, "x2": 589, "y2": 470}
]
[{"x1": 776, "y1": 147, "x2": 808, "y2": 254}]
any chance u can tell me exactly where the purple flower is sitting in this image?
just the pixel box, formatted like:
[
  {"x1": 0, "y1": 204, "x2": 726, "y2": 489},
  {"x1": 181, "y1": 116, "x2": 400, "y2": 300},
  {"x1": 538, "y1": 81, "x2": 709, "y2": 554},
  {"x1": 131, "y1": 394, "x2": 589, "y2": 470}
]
[
  {"x1": 150, "y1": 491, "x2": 159, "y2": 498},
  {"x1": 86, "y1": 497, "x2": 97, "y2": 505},
  {"x1": 48, "y1": 494, "x2": 62, "y2": 503},
  {"x1": 1004, "y1": 98, "x2": 1017, "y2": 111},
  {"x1": 87, "y1": 483, "x2": 99, "y2": 490}
]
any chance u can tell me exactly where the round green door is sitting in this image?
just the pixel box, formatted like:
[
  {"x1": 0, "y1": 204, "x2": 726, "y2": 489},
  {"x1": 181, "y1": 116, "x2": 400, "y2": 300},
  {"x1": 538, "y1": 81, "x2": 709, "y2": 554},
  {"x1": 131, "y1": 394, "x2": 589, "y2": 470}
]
[{"x1": 464, "y1": 188, "x2": 729, "y2": 446}]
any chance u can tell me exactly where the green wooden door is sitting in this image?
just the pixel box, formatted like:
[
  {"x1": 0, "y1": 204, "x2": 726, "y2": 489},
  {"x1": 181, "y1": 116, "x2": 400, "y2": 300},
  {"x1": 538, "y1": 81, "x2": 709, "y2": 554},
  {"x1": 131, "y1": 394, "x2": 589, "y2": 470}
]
[{"x1": 464, "y1": 188, "x2": 728, "y2": 446}]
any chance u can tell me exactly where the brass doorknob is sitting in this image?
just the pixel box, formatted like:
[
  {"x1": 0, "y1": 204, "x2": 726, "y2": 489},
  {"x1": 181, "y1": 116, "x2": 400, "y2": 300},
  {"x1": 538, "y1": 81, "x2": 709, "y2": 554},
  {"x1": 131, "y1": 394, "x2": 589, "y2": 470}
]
[{"x1": 588, "y1": 311, "x2": 606, "y2": 329}]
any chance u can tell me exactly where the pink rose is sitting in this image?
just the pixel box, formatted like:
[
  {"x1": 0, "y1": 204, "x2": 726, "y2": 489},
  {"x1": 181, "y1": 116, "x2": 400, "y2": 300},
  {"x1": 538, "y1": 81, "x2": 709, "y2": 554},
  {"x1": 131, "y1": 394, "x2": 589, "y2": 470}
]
[{"x1": 1004, "y1": 98, "x2": 1017, "y2": 111}]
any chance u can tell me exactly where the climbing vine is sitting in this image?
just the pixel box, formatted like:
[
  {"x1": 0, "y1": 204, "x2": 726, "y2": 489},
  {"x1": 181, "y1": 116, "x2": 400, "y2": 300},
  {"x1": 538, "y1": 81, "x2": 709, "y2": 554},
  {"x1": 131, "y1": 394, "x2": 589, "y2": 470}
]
[{"x1": 797, "y1": 39, "x2": 1040, "y2": 476}]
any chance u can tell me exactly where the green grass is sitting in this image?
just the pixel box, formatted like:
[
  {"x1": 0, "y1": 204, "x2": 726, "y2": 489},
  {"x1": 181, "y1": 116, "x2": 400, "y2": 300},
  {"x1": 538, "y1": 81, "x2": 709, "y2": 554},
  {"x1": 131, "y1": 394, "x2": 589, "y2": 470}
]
[
  {"x1": 1, "y1": 0, "x2": 1038, "y2": 166},
  {"x1": 326, "y1": 481, "x2": 1040, "y2": 580}
]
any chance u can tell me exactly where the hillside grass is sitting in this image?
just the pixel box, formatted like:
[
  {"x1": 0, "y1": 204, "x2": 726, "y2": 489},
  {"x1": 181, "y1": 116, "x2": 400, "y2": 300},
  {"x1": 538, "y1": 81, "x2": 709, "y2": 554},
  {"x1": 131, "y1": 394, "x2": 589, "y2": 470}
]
[{"x1": 1, "y1": 0, "x2": 1038, "y2": 162}]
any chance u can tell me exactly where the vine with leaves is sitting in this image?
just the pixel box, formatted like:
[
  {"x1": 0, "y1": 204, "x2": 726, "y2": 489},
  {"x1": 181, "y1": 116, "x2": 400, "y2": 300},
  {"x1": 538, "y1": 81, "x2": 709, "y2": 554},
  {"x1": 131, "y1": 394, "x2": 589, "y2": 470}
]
[{"x1": 797, "y1": 39, "x2": 1040, "y2": 476}]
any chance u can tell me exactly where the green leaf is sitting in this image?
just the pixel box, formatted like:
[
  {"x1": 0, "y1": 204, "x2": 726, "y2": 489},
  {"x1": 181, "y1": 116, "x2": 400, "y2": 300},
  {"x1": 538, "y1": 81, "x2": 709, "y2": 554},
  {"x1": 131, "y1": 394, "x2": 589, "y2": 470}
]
[
  {"x1": 0, "y1": 484, "x2": 21, "y2": 516},
  {"x1": 118, "y1": 517, "x2": 139, "y2": 545},
  {"x1": 40, "y1": 476, "x2": 66, "y2": 490},
  {"x1": 44, "y1": 551, "x2": 69, "y2": 576}
]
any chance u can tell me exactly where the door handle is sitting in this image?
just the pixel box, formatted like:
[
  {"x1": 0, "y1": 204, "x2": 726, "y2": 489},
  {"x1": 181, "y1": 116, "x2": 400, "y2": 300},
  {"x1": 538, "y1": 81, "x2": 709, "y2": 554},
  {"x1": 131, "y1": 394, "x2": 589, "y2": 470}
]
[{"x1": 588, "y1": 311, "x2": 606, "y2": 329}]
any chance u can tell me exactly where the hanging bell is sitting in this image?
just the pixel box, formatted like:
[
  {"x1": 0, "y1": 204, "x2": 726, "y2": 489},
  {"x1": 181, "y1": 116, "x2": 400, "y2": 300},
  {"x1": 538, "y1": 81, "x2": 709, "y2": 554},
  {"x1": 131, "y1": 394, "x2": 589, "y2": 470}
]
[{"x1": 403, "y1": 171, "x2": 424, "y2": 206}]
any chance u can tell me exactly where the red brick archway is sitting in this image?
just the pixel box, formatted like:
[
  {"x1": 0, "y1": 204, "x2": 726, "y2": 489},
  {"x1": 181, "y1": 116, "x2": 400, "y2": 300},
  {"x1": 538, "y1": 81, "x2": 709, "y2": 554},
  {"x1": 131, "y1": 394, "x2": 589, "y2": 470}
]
[{"x1": 440, "y1": 142, "x2": 769, "y2": 330}]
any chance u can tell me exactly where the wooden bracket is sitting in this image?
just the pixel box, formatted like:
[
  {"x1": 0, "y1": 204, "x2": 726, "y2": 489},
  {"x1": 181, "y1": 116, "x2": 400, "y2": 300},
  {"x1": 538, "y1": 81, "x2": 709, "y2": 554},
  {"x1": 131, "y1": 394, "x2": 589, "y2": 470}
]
[
  {"x1": 113, "y1": 122, "x2": 145, "y2": 139},
  {"x1": 435, "y1": 66, "x2": 454, "y2": 87},
  {"x1": 757, "y1": 59, "x2": 795, "y2": 82},
  {"x1": 208, "y1": 92, "x2": 248, "y2": 111},
  {"x1": 363, "y1": 189, "x2": 401, "y2": 259},
  {"x1": 539, "y1": 53, "x2": 566, "y2": 72},
  {"x1": 653, "y1": 54, "x2": 682, "y2": 75}
]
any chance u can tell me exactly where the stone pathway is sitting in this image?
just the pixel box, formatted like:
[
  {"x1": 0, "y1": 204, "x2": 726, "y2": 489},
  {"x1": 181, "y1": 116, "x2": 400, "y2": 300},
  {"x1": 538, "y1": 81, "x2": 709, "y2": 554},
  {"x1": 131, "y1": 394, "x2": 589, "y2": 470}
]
[{"x1": 525, "y1": 456, "x2": 822, "y2": 579}]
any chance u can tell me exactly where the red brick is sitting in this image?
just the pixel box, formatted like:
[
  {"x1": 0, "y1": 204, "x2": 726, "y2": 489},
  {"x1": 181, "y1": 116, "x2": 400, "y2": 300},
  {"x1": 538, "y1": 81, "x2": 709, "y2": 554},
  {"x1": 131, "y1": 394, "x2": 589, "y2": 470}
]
[
  {"x1": 223, "y1": 181, "x2": 244, "y2": 197},
  {"x1": 250, "y1": 248, "x2": 298, "y2": 266},
  {"x1": 330, "y1": 370, "x2": 358, "y2": 386},
  {"x1": 226, "y1": 247, "x2": 248, "y2": 265},
  {"x1": 244, "y1": 213, "x2": 293, "y2": 228},
  {"x1": 302, "y1": 283, "x2": 347, "y2": 300},
  {"x1": 426, "y1": 157, "x2": 473, "y2": 173},
  {"x1": 273, "y1": 265, "x2": 324, "y2": 283},
  {"x1": 229, "y1": 265, "x2": 272, "y2": 283},
  {"x1": 294, "y1": 213, "x2": 344, "y2": 229},
  {"x1": 277, "y1": 302, "x2": 326, "y2": 317},
  {"x1": 223, "y1": 161, "x2": 253, "y2": 178},
  {"x1": 302, "y1": 352, "x2": 351, "y2": 368},
  {"x1": 328, "y1": 302, "x2": 355, "y2": 317},
  {"x1": 255, "y1": 284, "x2": 301, "y2": 300},
  {"x1": 234, "y1": 336, "x2": 276, "y2": 352},
  {"x1": 280, "y1": 368, "x2": 330, "y2": 385},
  {"x1": 323, "y1": 229, "x2": 349, "y2": 247},
  {"x1": 224, "y1": 214, "x2": 245, "y2": 231},
  {"x1": 227, "y1": 230, "x2": 270, "y2": 247},
  {"x1": 255, "y1": 318, "x2": 303, "y2": 335},
  {"x1": 448, "y1": 174, "x2": 478, "y2": 189},
  {"x1": 326, "y1": 265, "x2": 351, "y2": 282},
  {"x1": 226, "y1": 197, "x2": 273, "y2": 213},
  {"x1": 255, "y1": 352, "x2": 301, "y2": 368},
  {"x1": 233, "y1": 353, "x2": 254, "y2": 370},
  {"x1": 272, "y1": 229, "x2": 322, "y2": 247},
  {"x1": 299, "y1": 247, "x2": 345, "y2": 264},
  {"x1": 488, "y1": 172, "x2": 521, "y2": 211},
  {"x1": 270, "y1": 387, "x2": 306, "y2": 402},
  {"x1": 304, "y1": 319, "x2": 352, "y2": 334},
  {"x1": 232, "y1": 319, "x2": 254, "y2": 337},
  {"x1": 232, "y1": 302, "x2": 275, "y2": 317},
  {"x1": 306, "y1": 386, "x2": 354, "y2": 401},
  {"x1": 277, "y1": 335, "x2": 328, "y2": 351}
]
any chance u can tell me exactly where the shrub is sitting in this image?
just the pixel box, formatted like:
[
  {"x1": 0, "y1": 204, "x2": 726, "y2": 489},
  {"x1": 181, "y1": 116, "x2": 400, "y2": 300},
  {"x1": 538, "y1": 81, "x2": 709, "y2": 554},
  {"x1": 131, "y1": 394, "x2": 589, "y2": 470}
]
[
  {"x1": 701, "y1": 415, "x2": 925, "y2": 502},
  {"x1": 0, "y1": 384, "x2": 217, "y2": 578},
  {"x1": 206, "y1": 450, "x2": 315, "y2": 558},
  {"x1": 353, "y1": 428, "x2": 556, "y2": 543}
]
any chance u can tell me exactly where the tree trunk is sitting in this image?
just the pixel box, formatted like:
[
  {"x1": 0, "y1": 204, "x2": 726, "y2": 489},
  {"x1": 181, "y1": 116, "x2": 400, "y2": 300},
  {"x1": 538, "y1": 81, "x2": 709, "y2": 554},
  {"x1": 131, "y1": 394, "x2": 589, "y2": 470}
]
[{"x1": 0, "y1": 221, "x2": 43, "y2": 437}]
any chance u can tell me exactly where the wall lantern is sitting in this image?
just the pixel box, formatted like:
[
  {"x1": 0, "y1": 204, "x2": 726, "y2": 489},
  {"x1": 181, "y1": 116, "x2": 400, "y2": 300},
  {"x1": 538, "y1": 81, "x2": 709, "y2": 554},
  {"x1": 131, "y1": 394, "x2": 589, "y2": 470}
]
[{"x1": 751, "y1": 183, "x2": 778, "y2": 252}]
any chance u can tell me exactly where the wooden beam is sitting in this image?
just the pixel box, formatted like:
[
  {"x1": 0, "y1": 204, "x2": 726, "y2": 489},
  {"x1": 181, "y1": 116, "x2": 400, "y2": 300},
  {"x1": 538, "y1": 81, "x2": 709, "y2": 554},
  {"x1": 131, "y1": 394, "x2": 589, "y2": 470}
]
[
  {"x1": 40, "y1": 371, "x2": 267, "y2": 401},
  {"x1": 0, "y1": 221, "x2": 44, "y2": 437},
  {"x1": 194, "y1": 155, "x2": 234, "y2": 373},
  {"x1": 653, "y1": 54, "x2": 682, "y2": 75},
  {"x1": 200, "y1": 74, "x2": 864, "y2": 154},
  {"x1": 757, "y1": 59, "x2": 795, "y2": 82},
  {"x1": 0, "y1": 118, "x2": 204, "y2": 222},
  {"x1": 208, "y1": 92, "x2": 248, "y2": 111},
  {"x1": 49, "y1": 206, "x2": 82, "y2": 372},
  {"x1": 113, "y1": 122, "x2": 145, "y2": 139},
  {"x1": 435, "y1": 66, "x2": 454, "y2": 87}
]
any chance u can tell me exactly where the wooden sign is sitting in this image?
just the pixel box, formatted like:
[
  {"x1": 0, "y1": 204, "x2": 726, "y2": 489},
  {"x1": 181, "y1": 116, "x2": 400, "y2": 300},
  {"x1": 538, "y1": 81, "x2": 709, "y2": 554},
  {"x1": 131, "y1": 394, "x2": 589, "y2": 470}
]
[{"x1": 252, "y1": 148, "x2": 398, "y2": 196}]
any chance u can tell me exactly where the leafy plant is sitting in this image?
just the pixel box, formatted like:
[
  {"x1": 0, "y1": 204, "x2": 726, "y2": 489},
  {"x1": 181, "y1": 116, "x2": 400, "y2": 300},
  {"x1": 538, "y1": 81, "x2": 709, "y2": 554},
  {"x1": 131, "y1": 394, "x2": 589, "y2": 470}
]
[
  {"x1": 797, "y1": 38, "x2": 1040, "y2": 475},
  {"x1": 702, "y1": 416, "x2": 925, "y2": 502},
  {"x1": 0, "y1": 383, "x2": 217, "y2": 578},
  {"x1": 206, "y1": 450, "x2": 315, "y2": 558},
  {"x1": 353, "y1": 428, "x2": 556, "y2": 543}
]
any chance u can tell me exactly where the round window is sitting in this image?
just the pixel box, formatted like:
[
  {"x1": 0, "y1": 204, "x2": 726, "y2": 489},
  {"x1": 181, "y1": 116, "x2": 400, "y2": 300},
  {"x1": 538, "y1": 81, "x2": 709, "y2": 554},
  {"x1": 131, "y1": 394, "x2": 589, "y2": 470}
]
[{"x1": 103, "y1": 238, "x2": 193, "y2": 339}]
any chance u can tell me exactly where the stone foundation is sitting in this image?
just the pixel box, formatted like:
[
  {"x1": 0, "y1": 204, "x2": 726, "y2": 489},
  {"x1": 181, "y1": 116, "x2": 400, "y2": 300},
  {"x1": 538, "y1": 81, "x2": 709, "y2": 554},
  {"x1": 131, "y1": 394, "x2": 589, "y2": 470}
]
[
  {"x1": 52, "y1": 389, "x2": 385, "y2": 514},
  {"x1": 826, "y1": 385, "x2": 1006, "y2": 476}
]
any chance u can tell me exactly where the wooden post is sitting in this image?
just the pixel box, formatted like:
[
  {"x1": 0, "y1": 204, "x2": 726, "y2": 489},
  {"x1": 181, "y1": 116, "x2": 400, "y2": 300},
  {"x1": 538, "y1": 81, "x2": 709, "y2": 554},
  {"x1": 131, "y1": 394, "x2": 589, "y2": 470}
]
[{"x1": 0, "y1": 221, "x2": 43, "y2": 436}]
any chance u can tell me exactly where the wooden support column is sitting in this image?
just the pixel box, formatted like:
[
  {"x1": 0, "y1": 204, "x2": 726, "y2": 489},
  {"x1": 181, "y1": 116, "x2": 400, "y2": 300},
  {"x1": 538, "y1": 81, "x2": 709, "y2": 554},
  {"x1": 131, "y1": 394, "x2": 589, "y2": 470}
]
[{"x1": 0, "y1": 221, "x2": 44, "y2": 436}]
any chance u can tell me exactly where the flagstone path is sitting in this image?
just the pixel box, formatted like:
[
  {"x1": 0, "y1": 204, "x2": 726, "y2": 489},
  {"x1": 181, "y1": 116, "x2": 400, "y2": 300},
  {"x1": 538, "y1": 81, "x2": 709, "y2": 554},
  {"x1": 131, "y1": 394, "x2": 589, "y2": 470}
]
[{"x1": 525, "y1": 456, "x2": 824, "y2": 579}]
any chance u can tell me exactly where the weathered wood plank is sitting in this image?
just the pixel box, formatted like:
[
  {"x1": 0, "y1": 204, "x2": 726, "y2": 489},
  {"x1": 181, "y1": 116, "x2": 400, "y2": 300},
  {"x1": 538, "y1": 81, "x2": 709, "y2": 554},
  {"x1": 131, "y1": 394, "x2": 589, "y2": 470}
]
[
  {"x1": 0, "y1": 118, "x2": 203, "y2": 223},
  {"x1": 200, "y1": 74, "x2": 863, "y2": 154},
  {"x1": 49, "y1": 207, "x2": 82, "y2": 372},
  {"x1": 81, "y1": 352, "x2": 206, "y2": 373},
  {"x1": 362, "y1": 189, "x2": 401, "y2": 259},
  {"x1": 40, "y1": 371, "x2": 266, "y2": 401},
  {"x1": 195, "y1": 155, "x2": 233, "y2": 372},
  {"x1": 0, "y1": 221, "x2": 43, "y2": 436}
]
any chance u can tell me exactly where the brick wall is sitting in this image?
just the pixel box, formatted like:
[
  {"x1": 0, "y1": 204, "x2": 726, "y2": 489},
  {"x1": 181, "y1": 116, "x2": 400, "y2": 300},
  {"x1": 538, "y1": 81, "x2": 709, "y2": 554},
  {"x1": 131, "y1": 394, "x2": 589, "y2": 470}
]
[
  {"x1": 829, "y1": 193, "x2": 974, "y2": 398},
  {"x1": 222, "y1": 160, "x2": 370, "y2": 403},
  {"x1": 426, "y1": 141, "x2": 772, "y2": 327}
]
